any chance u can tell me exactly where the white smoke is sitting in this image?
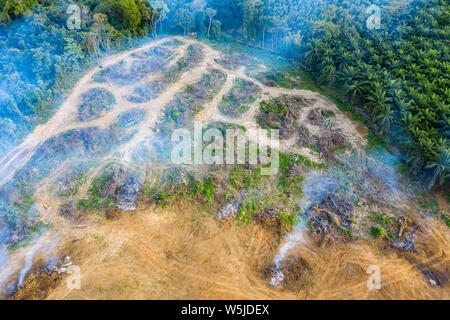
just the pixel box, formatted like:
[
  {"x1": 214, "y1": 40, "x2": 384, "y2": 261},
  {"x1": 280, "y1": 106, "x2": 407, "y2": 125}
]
[{"x1": 270, "y1": 173, "x2": 338, "y2": 287}]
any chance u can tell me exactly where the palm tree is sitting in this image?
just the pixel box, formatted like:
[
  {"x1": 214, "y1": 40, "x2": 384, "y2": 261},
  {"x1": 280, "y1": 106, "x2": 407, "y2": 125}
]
[
  {"x1": 366, "y1": 83, "x2": 392, "y2": 115},
  {"x1": 343, "y1": 79, "x2": 370, "y2": 102},
  {"x1": 303, "y1": 38, "x2": 322, "y2": 66},
  {"x1": 374, "y1": 104, "x2": 394, "y2": 134},
  {"x1": 426, "y1": 148, "x2": 450, "y2": 189}
]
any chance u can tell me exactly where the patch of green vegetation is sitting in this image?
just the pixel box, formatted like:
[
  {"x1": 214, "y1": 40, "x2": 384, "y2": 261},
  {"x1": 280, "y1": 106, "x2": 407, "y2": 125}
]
[
  {"x1": 308, "y1": 145, "x2": 320, "y2": 153},
  {"x1": 60, "y1": 173, "x2": 87, "y2": 197},
  {"x1": 366, "y1": 130, "x2": 389, "y2": 152},
  {"x1": 332, "y1": 145, "x2": 347, "y2": 155},
  {"x1": 236, "y1": 200, "x2": 259, "y2": 225},
  {"x1": 278, "y1": 153, "x2": 323, "y2": 191},
  {"x1": 8, "y1": 221, "x2": 50, "y2": 252},
  {"x1": 143, "y1": 186, "x2": 177, "y2": 209},
  {"x1": 229, "y1": 166, "x2": 262, "y2": 190},
  {"x1": 219, "y1": 97, "x2": 251, "y2": 117},
  {"x1": 342, "y1": 228, "x2": 353, "y2": 238},
  {"x1": 235, "y1": 191, "x2": 298, "y2": 228},
  {"x1": 189, "y1": 177, "x2": 216, "y2": 204},
  {"x1": 418, "y1": 193, "x2": 440, "y2": 216},
  {"x1": 206, "y1": 122, "x2": 245, "y2": 136},
  {"x1": 142, "y1": 170, "x2": 217, "y2": 209},
  {"x1": 370, "y1": 226, "x2": 387, "y2": 239},
  {"x1": 441, "y1": 214, "x2": 450, "y2": 228},
  {"x1": 77, "y1": 171, "x2": 116, "y2": 212},
  {"x1": 279, "y1": 212, "x2": 297, "y2": 227},
  {"x1": 322, "y1": 110, "x2": 335, "y2": 119},
  {"x1": 369, "y1": 213, "x2": 392, "y2": 226},
  {"x1": 252, "y1": 67, "x2": 302, "y2": 89}
]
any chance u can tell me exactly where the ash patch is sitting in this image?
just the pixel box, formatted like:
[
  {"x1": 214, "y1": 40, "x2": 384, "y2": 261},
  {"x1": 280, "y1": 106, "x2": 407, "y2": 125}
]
[
  {"x1": 422, "y1": 269, "x2": 447, "y2": 287},
  {"x1": 269, "y1": 266, "x2": 284, "y2": 287},
  {"x1": 116, "y1": 176, "x2": 141, "y2": 211},
  {"x1": 218, "y1": 189, "x2": 249, "y2": 220},
  {"x1": 104, "y1": 168, "x2": 142, "y2": 213},
  {"x1": 310, "y1": 193, "x2": 355, "y2": 237},
  {"x1": 392, "y1": 232, "x2": 417, "y2": 252}
]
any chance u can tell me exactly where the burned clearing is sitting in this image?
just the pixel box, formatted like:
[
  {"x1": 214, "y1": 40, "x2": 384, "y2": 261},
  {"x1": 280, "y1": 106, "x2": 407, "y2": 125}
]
[
  {"x1": 92, "y1": 62, "x2": 134, "y2": 86},
  {"x1": 214, "y1": 49, "x2": 262, "y2": 71},
  {"x1": 78, "y1": 88, "x2": 115, "y2": 122},
  {"x1": 16, "y1": 127, "x2": 115, "y2": 183},
  {"x1": 124, "y1": 81, "x2": 166, "y2": 103},
  {"x1": 163, "y1": 44, "x2": 204, "y2": 82},
  {"x1": 157, "y1": 69, "x2": 226, "y2": 136},
  {"x1": 252, "y1": 70, "x2": 302, "y2": 88},
  {"x1": 93, "y1": 46, "x2": 171, "y2": 86},
  {"x1": 257, "y1": 95, "x2": 310, "y2": 139},
  {"x1": 307, "y1": 108, "x2": 335, "y2": 128},
  {"x1": 129, "y1": 48, "x2": 170, "y2": 76},
  {"x1": 76, "y1": 165, "x2": 142, "y2": 215},
  {"x1": 218, "y1": 78, "x2": 261, "y2": 117},
  {"x1": 117, "y1": 108, "x2": 146, "y2": 128},
  {"x1": 316, "y1": 130, "x2": 346, "y2": 158}
]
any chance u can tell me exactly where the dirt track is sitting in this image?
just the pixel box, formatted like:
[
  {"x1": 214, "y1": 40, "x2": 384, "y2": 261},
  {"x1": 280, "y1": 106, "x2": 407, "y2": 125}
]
[{"x1": 0, "y1": 36, "x2": 365, "y2": 187}]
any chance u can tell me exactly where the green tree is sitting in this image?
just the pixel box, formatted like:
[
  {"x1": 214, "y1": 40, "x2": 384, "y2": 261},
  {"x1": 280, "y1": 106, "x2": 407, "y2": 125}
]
[
  {"x1": 374, "y1": 104, "x2": 394, "y2": 134},
  {"x1": 0, "y1": 0, "x2": 36, "y2": 22},
  {"x1": 426, "y1": 147, "x2": 450, "y2": 189}
]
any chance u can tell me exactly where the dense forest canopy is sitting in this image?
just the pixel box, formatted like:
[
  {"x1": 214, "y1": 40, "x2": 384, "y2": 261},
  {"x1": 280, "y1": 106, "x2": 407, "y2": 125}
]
[{"x1": 0, "y1": 0, "x2": 448, "y2": 188}]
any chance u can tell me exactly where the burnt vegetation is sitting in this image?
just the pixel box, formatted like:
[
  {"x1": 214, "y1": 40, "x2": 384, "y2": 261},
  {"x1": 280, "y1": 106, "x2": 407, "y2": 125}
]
[
  {"x1": 218, "y1": 78, "x2": 261, "y2": 117},
  {"x1": 78, "y1": 88, "x2": 115, "y2": 121}
]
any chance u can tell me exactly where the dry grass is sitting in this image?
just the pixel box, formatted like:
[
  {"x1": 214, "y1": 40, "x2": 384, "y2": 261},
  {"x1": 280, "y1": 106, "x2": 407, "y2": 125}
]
[
  {"x1": 13, "y1": 198, "x2": 448, "y2": 300},
  {"x1": 31, "y1": 200, "x2": 291, "y2": 299}
]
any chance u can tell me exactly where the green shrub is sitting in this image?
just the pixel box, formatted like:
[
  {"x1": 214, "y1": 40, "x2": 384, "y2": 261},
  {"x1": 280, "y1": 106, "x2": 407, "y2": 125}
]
[{"x1": 370, "y1": 226, "x2": 387, "y2": 239}]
